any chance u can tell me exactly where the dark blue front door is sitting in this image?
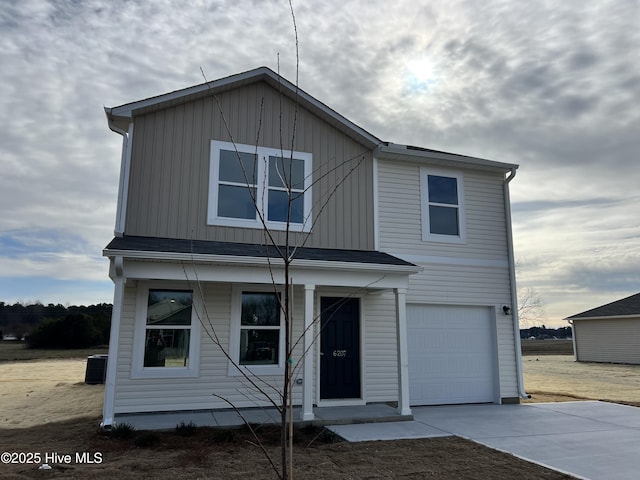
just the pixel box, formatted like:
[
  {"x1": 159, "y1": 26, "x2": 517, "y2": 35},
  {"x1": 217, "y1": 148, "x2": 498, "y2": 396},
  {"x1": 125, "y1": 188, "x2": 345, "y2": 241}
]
[{"x1": 320, "y1": 297, "x2": 361, "y2": 399}]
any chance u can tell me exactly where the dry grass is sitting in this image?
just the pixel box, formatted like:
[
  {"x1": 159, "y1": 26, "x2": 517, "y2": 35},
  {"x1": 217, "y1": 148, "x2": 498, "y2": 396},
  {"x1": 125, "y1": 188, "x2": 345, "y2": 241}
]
[
  {"x1": 521, "y1": 339, "x2": 573, "y2": 356},
  {"x1": 0, "y1": 343, "x2": 579, "y2": 479}
]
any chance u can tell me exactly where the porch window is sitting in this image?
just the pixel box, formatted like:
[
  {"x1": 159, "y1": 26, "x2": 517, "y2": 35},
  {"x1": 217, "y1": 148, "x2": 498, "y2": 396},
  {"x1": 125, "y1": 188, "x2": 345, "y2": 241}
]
[
  {"x1": 132, "y1": 284, "x2": 201, "y2": 379},
  {"x1": 144, "y1": 289, "x2": 193, "y2": 367},
  {"x1": 420, "y1": 168, "x2": 466, "y2": 243},
  {"x1": 208, "y1": 140, "x2": 312, "y2": 231},
  {"x1": 239, "y1": 292, "x2": 281, "y2": 366}
]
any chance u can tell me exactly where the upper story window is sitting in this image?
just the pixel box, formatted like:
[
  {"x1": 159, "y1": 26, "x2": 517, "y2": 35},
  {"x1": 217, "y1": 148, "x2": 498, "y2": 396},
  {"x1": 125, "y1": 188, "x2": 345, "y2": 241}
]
[
  {"x1": 420, "y1": 167, "x2": 466, "y2": 243},
  {"x1": 208, "y1": 141, "x2": 312, "y2": 232}
]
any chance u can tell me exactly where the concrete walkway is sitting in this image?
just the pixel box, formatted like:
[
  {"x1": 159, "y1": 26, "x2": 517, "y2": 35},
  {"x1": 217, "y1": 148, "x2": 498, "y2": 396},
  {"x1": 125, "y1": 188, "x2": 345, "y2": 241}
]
[{"x1": 327, "y1": 401, "x2": 640, "y2": 480}]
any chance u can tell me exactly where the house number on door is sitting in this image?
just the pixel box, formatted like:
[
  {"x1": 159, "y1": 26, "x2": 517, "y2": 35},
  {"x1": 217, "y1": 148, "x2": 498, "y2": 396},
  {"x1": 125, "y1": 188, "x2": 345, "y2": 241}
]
[{"x1": 333, "y1": 350, "x2": 347, "y2": 357}]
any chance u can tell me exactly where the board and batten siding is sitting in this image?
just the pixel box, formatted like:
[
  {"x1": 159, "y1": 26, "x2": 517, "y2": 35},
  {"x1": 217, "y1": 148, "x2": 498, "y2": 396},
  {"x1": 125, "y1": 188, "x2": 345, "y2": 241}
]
[
  {"x1": 125, "y1": 80, "x2": 374, "y2": 250},
  {"x1": 574, "y1": 318, "x2": 640, "y2": 364},
  {"x1": 377, "y1": 158, "x2": 519, "y2": 399},
  {"x1": 113, "y1": 283, "x2": 306, "y2": 414}
]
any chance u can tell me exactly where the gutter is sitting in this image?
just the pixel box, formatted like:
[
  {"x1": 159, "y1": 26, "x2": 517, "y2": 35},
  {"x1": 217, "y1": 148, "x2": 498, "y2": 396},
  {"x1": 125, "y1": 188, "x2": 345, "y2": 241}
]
[
  {"x1": 105, "y1": 109, "x2": 133, "y2": 237},
  {"x1": 504, "y1": 167, "x2": 529, "y2": 400}
]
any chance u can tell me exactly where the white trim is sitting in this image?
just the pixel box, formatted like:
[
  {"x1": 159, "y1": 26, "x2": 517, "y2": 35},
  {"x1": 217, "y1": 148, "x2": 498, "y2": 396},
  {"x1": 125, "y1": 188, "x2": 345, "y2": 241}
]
[
  {"x1": 376, "y1": 142, "x2": 518, "y2": 172},
  {"x1": 302, "y1": 284, "x2": 315, "y2": 421},
  {"x1": 106, "y1": 67, "x2": 381, "y2": 149},
  {"x1": 373, "y1": 155, "x2": 380, "y2": 250},
  {"x1": 115, "y1": 258, "x2": 414, "y2": 291},
  {"x1": 104, "y1": 249, "x2": 421, "y2": 276},
  {"x1": 566, "y1": 314, "x2": 640, "y2": 321},
  {"x1": 108, "y1": 121, "x2": 133, "y2": 236},
  {"x1": 130, "y1": 282, "x2": 202, "y2": 379},
  {"x1": 395, "y1": 288, "x2": 411, "y2": 415},
  {"x1": 386, "y1": 253, "x2": 509, "y2": 269},
  {"x1": 503, "y1": 168, "x2": 528, "y2": 399},
  {"x1": 102, "y1": 269, "x2": 124, "y2": 428},
  {"x1": 207, "y1": 140, "x2": 312, "y2": 233},
  {"x1": 420, "y1": 167, "x2": 466, "y2": 244},
  {"x1": 227, "y1": 285, "x2": 286, "y2": 377}
]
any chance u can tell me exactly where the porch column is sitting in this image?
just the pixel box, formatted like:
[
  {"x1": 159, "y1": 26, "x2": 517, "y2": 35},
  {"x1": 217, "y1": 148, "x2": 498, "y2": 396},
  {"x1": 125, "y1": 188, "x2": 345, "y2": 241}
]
[
  {"x1": 103, "y1": 258, "x2": 125, "y2": 428},
  {"x1": 301, "y1": 284, "x2": 315, "y2": 421},
  {"x1": 395, "y1": 288, "x2": 412, "y2": 415}
]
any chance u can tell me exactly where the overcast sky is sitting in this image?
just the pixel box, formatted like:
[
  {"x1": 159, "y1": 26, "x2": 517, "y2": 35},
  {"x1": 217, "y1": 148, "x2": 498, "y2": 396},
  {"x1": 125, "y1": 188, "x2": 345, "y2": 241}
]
[{"x1": 1, "y1": 0, "x2": 638, "y2": 327}]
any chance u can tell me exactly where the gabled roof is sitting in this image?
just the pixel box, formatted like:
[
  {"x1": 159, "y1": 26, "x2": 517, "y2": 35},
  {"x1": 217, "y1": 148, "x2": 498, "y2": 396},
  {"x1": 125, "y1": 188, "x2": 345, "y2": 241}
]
[
  {"x1": 105, "y1": 66, "x2": 518, "y2": 172},
  {"x1": 105, "y1": 66, "x2": 381, "y2": 150},
  {"x1": 565, "y1": 292, "x2": 640, "y2": 320}
]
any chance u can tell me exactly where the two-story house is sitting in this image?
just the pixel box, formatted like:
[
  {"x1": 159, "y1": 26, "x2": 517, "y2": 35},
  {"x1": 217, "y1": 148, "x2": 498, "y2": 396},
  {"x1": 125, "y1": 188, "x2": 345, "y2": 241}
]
[{"x1": 102, "y1": 67, "x2": 525, "y2": 429}]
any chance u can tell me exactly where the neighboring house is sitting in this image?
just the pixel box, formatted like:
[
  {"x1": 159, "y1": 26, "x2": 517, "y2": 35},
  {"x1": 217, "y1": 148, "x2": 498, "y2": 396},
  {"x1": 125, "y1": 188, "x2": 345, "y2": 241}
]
[
  {"x1": 566, "y1": 293, "x2": 640, "y2": 364},
  {"x1": 102, "y1": 66, "x2": 525, "y2": 428}
]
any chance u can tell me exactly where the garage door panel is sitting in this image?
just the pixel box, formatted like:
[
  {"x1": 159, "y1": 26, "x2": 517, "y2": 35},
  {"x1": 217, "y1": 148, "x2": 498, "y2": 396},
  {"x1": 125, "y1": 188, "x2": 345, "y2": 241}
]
[{"x1": 408, "y1": 305, "x2": 496, "y2": 406}]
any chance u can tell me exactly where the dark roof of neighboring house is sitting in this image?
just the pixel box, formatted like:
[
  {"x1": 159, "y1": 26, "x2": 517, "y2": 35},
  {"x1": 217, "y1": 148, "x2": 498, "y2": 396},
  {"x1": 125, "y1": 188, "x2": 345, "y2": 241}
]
[
  {"x1": 104, "y1": 235, "x2": 416, "y2": 267},
  {"x1": 566, "y1": 292, "x2": 640, "y2": 319}
]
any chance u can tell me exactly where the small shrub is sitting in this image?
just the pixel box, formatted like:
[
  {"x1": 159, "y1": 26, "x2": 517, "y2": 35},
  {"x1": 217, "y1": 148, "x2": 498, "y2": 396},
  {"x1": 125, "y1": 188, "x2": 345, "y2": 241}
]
[
  {"x1": 175, "y1": 421, "x2": 198, "y2": 437},
  {"x1": 135, "y1": 432, "x2": 160, "y2": 448},
  {"x1": 317, "y1": 428, "x2": 342, "y2": 444},
  {"x1": 110, "y1": 422, "x2": 136, "y2": 439},
  {"x1": 304, "y1": 427, "x2": 342, "y2": 446},
  {"x1": 210, "y1": 429, "x2": 235, "y2": 444}
]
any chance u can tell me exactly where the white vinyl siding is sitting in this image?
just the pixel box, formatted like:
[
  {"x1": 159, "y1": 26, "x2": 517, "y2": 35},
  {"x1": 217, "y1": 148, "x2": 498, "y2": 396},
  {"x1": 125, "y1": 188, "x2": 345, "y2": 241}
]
[
  {"x1": 378, "y1": 160, "x2": 507, "y2": 259},
  {"x1": 363, "y1": 291, "x2": 399, "y2": 402},
  {"x1": 377, "y1": 158, "x2": 519, "y2": 401},
  {"x1": 113, "y1": 283, "x2": 306, "y2": 413},
  {"x1": 573, "y1": 318, "x2": 640, "y2": 364}
]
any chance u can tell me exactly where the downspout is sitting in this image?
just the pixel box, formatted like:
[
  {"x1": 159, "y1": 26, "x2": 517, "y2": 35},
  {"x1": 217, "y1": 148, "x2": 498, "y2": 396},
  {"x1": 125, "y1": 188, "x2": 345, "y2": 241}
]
[
  {"x1": 568, "y1": 319, "x2": 578, "y2": 361},
  {"x1": 105, "y1": 109, "x2": 133, "y2": 237},
  {"x1": 504, "y1": 168, "x2": 529, "y2": 399}
]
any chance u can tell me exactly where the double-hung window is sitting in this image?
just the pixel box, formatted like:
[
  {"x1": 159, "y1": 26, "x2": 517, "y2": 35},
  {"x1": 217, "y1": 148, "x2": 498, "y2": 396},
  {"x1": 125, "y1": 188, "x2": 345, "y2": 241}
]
[
  {"x1": 420, "y1": 168, "x2": 466, "y2": 243},
  {"x1": 229, "y1": 287, "x2": 284, "y2": 375},
  {"x1": 133, "y1": 285, "x2": 201, "y2": 378},
  {"x1": 208, "y1": 141, "x2": 312, "y2": 232}
]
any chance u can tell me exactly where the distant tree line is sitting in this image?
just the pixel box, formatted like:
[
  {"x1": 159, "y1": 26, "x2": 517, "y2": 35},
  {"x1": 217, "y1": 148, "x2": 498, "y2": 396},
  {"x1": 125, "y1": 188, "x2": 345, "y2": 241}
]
[
  {"x1": 520, "y1": 325, "x2": 572, "y2": 340},
  {"x1": 0, "y1": 302, "x2": 112, "y2": 348}
]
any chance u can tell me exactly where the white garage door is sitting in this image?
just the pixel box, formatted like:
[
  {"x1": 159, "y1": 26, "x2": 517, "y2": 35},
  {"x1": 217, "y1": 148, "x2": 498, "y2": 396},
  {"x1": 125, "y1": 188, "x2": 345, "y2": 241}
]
[{"x1": 407, "y1": 305, "x2": 496, "y2": 406}]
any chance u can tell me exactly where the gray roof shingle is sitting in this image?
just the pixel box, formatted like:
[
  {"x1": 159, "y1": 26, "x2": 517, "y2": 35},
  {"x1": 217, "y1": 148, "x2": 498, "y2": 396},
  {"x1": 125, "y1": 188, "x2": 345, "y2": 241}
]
[
  {"x1": 566, "y1": 292, "x2": 640, "y2": 319},
  {"x1": 104, "y1": 235, "x2": 416, "y2": 267}
]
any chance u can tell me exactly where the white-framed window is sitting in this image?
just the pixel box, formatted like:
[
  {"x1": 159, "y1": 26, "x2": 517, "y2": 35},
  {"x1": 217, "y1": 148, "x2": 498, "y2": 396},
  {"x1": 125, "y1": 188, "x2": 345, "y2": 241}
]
[
  {"x1": 208, "y1": 140, "x2": 312, "y2": 232},
  {"x1": 132, "y1": 284, "x2": 201, "y2": 379},
  {"x1": 228, "y1": 286, "x2": 285, "y2": 376},
  {"x1": 420, "y1": 167, "x2": 466, "y2": 243}
]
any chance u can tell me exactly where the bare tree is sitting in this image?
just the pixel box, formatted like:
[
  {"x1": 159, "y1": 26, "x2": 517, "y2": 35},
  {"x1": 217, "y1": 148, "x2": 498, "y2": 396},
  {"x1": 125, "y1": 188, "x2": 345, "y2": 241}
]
[
  {"x1": 189, "y1": 28, "x2": 373, "y2": 479},
  {"x1": 517, "y1": 286, "x2": 547, "y2": 328}
]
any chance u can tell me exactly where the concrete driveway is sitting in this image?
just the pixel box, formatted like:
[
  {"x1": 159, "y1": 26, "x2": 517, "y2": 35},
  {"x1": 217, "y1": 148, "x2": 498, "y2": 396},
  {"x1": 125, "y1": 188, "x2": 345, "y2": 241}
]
[{"x1": 327, "y1": 401, "x2": 640, "y2": 480}]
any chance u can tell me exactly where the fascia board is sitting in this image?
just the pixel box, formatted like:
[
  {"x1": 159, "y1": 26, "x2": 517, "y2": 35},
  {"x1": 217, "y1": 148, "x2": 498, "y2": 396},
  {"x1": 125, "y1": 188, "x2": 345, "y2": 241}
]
[
  {"x1": 119, "y1": 258, "x2": 413, "y2": 290},
  {"x1": 105, "y1": 67, "x2": 380, "y2": 149},
  {"x1": 565, "y1": 314, "x2": 640, "y2": 321},
  {"x1": 376, "y1": 143, "x2": 518, "y2": 172},
  {"x1": 103, "y1": 248, "x2": 422, "y2": 276}
]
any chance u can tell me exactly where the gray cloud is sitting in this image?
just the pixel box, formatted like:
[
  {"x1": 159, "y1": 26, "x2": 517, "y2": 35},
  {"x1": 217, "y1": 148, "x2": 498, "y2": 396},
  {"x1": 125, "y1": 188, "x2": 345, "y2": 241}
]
[{"x1": 0, "y1": 0, "x2": 638, "y2": 323}]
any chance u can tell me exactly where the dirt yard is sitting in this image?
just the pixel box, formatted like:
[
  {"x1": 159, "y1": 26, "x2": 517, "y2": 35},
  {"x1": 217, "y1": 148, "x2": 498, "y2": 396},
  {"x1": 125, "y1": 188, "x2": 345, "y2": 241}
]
[
  {"x1": 522, "y1": 354, "x2": 640, "y2": 405},
  {"x1": 4, "y1": 343, "x2": 639, "y2": 479}
]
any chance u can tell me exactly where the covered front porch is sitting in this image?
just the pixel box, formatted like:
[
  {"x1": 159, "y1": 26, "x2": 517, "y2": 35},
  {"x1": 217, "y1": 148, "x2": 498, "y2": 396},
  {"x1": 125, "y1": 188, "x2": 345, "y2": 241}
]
[{"x1": 103, "y1": 236, "x2": 421, "y2": 428}]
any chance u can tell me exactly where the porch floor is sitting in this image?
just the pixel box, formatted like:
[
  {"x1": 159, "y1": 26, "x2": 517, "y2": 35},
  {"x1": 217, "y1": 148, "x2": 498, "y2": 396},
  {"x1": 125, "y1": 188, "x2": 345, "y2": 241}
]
[{"x1": 113, "y1": 403, "x2": 412, "y2": 431}]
